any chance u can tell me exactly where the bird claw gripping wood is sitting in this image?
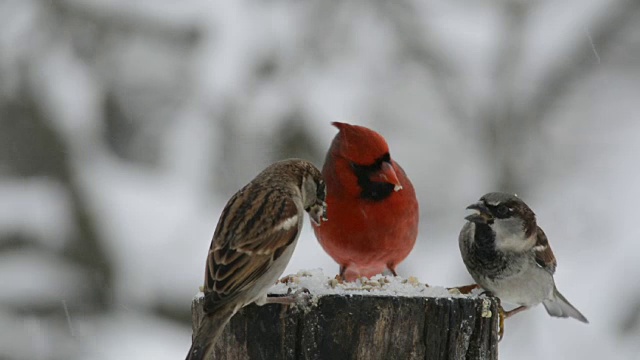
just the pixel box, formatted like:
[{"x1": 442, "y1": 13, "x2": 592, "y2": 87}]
[
  {"x1": 497, "y1": 304, "x2": 529, "y2": 341},
  {"x1": 476, "y1": 290, "x2": 505, "y2": 341},
  {"x1": 495, "y1": 302, "x2": 528, "y2": 341},
  {"x1": 488, "y1": 294, "x2": 529, "y2": 341},
  {"x1": 266, "y1": 287, "x2": 313, "y2": 308},
  {"x1": 498, "y1": 305, "x2": 506, "y2": 341}
]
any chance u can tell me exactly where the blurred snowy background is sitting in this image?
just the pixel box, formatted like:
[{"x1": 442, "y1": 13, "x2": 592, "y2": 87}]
[{"x1": 1, "y1": 0, "x2": 639, "y2": 359}]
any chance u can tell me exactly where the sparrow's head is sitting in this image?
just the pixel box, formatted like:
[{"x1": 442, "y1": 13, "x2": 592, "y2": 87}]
[
  {"x1": 299, "y1": 163, "x2": 328, "y2": 226},
  {"x1": 329, "y1": 122, "x2": 402, "y2": 201},
  {"x1": 465, "y1": 192, "x2": 537, "y2": 253},
  {"x1": 266, "y1": 159, "x2": 327, "y2": 226}
]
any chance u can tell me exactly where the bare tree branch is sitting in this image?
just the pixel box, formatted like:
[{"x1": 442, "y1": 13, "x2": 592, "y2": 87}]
[
  {"x1": 480, "y1": 1, "x2": 532, "y2": 193},
  {"x1": 55, "y1": 0, "x2": 202, "y2": 44},
  {"x1": 529, "y1": 0, "x2": 640, "y2": 122},
  {"x1": 378, "y1": 0, "x2": 471, "y2": 124}
]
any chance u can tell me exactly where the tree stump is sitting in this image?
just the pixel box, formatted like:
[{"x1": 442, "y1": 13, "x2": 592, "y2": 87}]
[{"x1": 191, "y1": 288, "x2": 499, "y2": 360}]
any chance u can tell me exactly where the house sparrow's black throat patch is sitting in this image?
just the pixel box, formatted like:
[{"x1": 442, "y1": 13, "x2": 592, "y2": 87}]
[{"x1": 470, "y1": 223, "x2": 508, "y2": 279}]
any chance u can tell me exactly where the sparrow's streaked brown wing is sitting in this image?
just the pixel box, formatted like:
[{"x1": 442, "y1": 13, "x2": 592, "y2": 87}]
[
  {"x1": 203, "y1": 185, "x2": 300, "y2": 314},
  {"x1": 533, "y1": 226, "x2": 557, "y2": 274}
]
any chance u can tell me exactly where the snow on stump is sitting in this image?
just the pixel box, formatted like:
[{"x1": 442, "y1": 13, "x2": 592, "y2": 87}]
[{"x1": 190, "y1": 269, "x2": 499, "y2": 360}]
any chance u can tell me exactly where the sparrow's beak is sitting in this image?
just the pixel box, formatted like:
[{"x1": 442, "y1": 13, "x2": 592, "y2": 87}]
[
  {"x1": 309, "y1": 201, "x2": 328, "y2": 226},
  {"x1": 465, "y1": 202, "x2": 493, "y2": 223},
  {"x1": 370, "y1": 162, "x2": 403, "y2": 191}
]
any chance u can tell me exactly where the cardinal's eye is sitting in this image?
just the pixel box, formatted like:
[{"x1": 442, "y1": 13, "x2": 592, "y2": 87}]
[{"x1": 496, "y1": 205, "x2": 510, "y2": 217}]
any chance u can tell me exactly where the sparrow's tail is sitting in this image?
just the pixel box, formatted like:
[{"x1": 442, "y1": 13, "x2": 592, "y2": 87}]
[
  {"x1": 542, "y1": 287, "x2": 589, "y2": 323},
  {"x1": 185, "y1": 305, "x2": 236, "y2": 360}
]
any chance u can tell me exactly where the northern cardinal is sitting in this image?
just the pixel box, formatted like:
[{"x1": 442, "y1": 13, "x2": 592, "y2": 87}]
[
  {"x1": 313, "y1": 122, "x2": 419, "y2": 281},
  {"x1": 460, "y1": 192, "x2": 588, "y2": 328},
  {"x1": 187, "y1": 159, "x2": 327, "y2": 360}
]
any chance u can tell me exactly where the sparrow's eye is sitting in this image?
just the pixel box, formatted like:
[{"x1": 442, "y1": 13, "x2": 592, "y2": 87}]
[{"x1": 496, "y1": 204, "x2": 510, "y2": 217}]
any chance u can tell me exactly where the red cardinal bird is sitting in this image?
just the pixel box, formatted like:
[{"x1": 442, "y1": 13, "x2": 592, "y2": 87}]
[{"x1": 313, "y1": 122, "x2": 419, "y2": 281}]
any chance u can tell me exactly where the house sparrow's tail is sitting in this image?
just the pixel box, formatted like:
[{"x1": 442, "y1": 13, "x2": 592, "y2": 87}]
[
  {"x1": 186, "y1": 306, "x2": 236, "y2": 360},
  {"x1": 543, "y1": 287, "x2": 589, "y2": 323}
]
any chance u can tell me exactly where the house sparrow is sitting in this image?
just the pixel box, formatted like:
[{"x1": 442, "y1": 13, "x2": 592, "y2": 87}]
[
  {"x1": 459, "y1": 192, "x2": 588, "y2": 326},
  {"x1": 186, "y1": 159, "x2": 327, "y2": 360},
  {"x1": 313, "y1": 122, "x2": 419, "y2": 281}
]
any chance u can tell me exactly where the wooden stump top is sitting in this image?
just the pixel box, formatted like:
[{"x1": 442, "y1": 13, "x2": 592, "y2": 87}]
[{"x1": 191, "y1": 273, "x2": 499, "y2": 360}]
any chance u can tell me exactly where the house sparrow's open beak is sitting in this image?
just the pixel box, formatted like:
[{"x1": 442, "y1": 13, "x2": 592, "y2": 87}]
[
  {"x1": 465, "y1": 202, "x2": 493, "y2": 223},
  {"x1": 370, "y1": 162, "x2": 403, "y2": 191}
]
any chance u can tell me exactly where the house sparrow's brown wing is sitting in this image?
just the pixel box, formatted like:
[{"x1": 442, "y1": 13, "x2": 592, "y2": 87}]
[
  {"x1": 203, "y1": 186, "x2": 301, "y2": 314},
  {"x1": 533, "y1": 226, "x2": 557, "y2": 274}
]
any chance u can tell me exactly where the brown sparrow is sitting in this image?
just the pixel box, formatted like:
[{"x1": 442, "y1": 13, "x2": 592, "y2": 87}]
[
  {"x1": 186, "y1": 159, "x2": 327, "y2": 360},
  {"x1": 459, "y1": 192, "x2": 588, "y2": 324}
]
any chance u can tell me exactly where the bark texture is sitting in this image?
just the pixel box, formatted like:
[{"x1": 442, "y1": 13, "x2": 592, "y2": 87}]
[{"x1": 191, "y1": 294, "x2": 499, "y2": 360}]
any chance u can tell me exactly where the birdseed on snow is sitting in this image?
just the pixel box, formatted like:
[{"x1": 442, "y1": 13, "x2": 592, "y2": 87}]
[
  {"x1": 193, "y1": 269, "x2": 480, "y2": 302},
  {"x1": 269, "y1": 268, "x2": 472, "y2": 299}
]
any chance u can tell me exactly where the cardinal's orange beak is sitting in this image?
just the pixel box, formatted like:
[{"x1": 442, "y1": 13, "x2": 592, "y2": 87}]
[{"x1": 370, "y1": 162, "x2": 403, "y2": 191}]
